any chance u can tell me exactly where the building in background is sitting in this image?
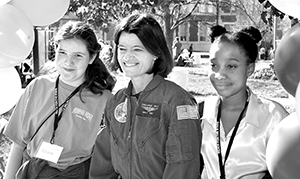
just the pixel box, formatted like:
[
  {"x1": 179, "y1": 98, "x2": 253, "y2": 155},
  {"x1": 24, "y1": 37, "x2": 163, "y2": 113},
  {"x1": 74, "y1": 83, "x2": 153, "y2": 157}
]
[
  {"x1": 47, "y1": 1, "x2": 237, "y2": 62},
  {"x1": 176, "y1": 0, "x2": 237, "y2": 52},
  {"x1": 101, "y1": 1, "x2": 237, "y2": 52}
]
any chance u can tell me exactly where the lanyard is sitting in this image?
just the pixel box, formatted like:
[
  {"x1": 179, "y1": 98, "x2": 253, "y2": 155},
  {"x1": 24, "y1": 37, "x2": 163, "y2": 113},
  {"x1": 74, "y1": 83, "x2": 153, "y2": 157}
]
[
  {"x1": 216, "y1": 93, "x2": 249, "y2": 179},
  {"x1": 50, "y1": 76, "x2": 84, "y2": 143}
]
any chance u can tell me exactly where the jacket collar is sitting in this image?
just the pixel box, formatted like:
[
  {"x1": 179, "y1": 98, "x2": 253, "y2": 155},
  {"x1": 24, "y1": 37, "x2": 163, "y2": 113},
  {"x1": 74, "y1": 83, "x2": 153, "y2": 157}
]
[
  {"x1": 205, "y1": 88, "x2": 260, "y2": 128},
  {"x1": 244, "y1": 90, "x2": 260, "y2": 128},
  {"x1": 124, "y1": 74, "x2": 164, "y2": 97}
]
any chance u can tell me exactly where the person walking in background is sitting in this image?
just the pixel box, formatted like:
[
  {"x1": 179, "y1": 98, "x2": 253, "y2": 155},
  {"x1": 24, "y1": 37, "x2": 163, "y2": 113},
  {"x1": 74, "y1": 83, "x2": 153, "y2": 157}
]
[
  {"x1": 172, "y1": 36, "x2": 182, "y2": 61},
  {"x1": 268, "y1": 45, "x2": 275, "y2": 61},
  {"x1": 188, "y1": 44, "x2": 193, "y2": 58},
  {"x1": 200, "y1": 27, "x2": 288, "y2": 178},
  {"x1": 4, "y1": 21, "x2": 115, "y2": 179},
  {"x1": 259, "y1": 47, "x2": 266, "y2": 60},
  {"x1": 89, "y1": 13, "x2": 202, "y2": 179}
]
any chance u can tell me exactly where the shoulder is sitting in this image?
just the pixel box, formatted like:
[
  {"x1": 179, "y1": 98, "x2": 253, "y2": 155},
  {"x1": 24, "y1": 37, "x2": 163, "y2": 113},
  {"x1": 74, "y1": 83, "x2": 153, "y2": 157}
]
[
  {"x1": 106, "y1": 88, "x2": 126, "y2": 106},
  {"x1": 249, "y1": 94, "x2": 289, "y2": 126},
  {"x1": 113, "y1": 88, "x2": 126, "y2": 99},
  {"x1": 26, "y1": 75, "x2": 56, "y2": 91},
  {"x1": 34, "y1": 73, "x2": 57, "y2": 82},
  {"x1": 255, "y1": 95, "x2": 288, "y2": 114},
  {"x1": 88, "y1": 89, "x2": 114, "y2": 103},
  {"x1": 202, "y1": 96, "x2": 219, "y2": 117},
  {"x1": 100, "y1": 90, "x2": 114, "y2": 106},
  {"x1": 101, "y1": 90, "x2": 114, "y2": 99},
  {"x1": 163, "y1": 79, "x2": 190, "y2": 95},
  {"x1": 160, "y1": 79, "x2": 196, "y2": 104}
]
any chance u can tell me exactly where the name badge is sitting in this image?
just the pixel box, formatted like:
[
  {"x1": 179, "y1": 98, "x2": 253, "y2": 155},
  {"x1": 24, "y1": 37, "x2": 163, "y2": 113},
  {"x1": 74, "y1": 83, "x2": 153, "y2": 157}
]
[{"x1": 35, "y1": 141, "x2": 64, "y2": 163}]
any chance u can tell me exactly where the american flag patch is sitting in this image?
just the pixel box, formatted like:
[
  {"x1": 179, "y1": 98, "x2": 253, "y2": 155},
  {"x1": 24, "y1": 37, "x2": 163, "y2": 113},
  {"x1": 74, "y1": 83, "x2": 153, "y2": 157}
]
[{"x1": 177, "y1": 105, "x2": 198, "y2": 120}]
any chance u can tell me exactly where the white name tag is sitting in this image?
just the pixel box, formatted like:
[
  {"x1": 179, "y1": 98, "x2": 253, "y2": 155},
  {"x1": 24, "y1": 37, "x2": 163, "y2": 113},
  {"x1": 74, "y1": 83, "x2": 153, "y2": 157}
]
[{"x1": 35, "y1": 141, "x2": 64, "y2": 164}]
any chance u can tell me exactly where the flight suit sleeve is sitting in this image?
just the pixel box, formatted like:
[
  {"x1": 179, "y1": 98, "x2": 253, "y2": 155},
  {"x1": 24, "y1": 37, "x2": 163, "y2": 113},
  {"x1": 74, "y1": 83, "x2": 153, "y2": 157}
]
[
  {"x1": 163, "y1": 96, "x2": 202, "y2": 179},
  {"x1": 89, "y1": 127, "x2": 118, "y2": 179}
]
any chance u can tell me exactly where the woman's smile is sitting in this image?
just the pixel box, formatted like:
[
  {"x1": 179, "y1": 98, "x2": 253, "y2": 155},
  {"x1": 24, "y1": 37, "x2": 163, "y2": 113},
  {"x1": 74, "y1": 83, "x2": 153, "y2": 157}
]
[{"x1": 123, "y1": 61, "x2": 138, "y2": 67}]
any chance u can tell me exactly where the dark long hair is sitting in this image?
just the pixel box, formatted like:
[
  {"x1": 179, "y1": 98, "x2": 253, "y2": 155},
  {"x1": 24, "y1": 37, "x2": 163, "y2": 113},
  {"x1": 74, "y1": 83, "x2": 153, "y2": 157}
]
[{"x1": 54, "y1": 21, "x2": 116, "y2": 98}]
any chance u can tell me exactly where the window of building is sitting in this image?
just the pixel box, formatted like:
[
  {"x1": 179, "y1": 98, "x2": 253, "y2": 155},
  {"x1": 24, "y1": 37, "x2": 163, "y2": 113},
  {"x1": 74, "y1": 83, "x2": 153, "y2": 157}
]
[
  {"x1": 207, "y1": 2, "x2": 215, "y2": 13},
  {"x1": 179, "y1": 23, "x2": 187, "y2": 41},
  {"x1": 220, "y1": 0, "x2": 232, "y2": 13},
  {"x1": 200, "y1": 25, "x2": 208, "y2": 42},
  {"x1": 199, "y1": 4, "x2": 206, "y2": 13},
  {"x1": 189, "y1": 21, "x2": 198, "y2": 42}
]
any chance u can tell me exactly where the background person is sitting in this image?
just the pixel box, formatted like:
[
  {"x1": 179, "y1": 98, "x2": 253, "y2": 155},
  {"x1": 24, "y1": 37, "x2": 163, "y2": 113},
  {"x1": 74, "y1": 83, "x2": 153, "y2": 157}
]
[
  {"x1": 175, "y1": 49, "x2": 194, "y2": 67},
  {"x1": 172, "y1": 36, "x2": 182, "y2": 62},
  {"x1": 89, "y1": 13, "x2": 202, "y2": 179},
  {"x1": 200, "y1": 27, "x2": 288, "y2": 179},
  {"x1": 188, "y1": 44, "x2": 193, "y2": 58},
  {"x1": 175, "y1": 49, "x2": 189, "y2": 66},
  {"x1": 4, "y1": 21, "x2": 115, "y2": 179}
]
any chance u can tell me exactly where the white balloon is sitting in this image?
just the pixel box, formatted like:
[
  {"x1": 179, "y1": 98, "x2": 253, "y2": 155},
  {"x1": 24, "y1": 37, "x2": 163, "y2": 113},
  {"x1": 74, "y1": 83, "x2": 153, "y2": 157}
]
[
  {"x1": 0, "y1": 4, "x2": 34, "y2": 63},
  {"x1": 0, "y1": 67, "x2": 22, "y2": 114},
  {"x1": 266, "y1": 113, "x2": 300, "y2": 179},
  {"x1": 9, "y1": 0, "x2": 70, "y2": 26},
  {"x1": 0, "y1": 0, "x2": 11, "y2": 6},
  {"x1": 0, "y1": 52, "x2": 24, "y2": 70},
  {"x1": 269, "y1": 0, "x2": 300, "y2": 19},
  {"x1": 296, "y1": 81, "x2": 300, "y2": 123}
]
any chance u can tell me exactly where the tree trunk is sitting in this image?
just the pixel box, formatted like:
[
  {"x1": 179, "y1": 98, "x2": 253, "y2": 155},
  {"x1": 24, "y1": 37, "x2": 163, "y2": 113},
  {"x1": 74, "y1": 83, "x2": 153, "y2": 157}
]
[{"x1": 164, "y1": 12, "x2": 174, "y2": 56}]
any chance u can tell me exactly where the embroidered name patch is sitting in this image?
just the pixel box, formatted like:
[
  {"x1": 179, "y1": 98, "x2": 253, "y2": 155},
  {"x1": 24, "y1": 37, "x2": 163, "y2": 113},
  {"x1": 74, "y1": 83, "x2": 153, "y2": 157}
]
[{"x1": 177, "y1": 105, "x2": 198, "y2": 120}]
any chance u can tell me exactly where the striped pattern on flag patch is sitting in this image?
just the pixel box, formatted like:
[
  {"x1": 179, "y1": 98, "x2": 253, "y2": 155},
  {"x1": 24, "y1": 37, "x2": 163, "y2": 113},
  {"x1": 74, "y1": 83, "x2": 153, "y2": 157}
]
[{"x1": 177, "y1": 105, "x2": 198, "y2": 120}]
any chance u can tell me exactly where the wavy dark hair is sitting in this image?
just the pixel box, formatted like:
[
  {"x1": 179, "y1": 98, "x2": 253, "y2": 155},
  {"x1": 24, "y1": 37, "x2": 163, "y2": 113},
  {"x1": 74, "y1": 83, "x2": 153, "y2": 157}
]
[
  {"x1": 112, "y1": 13, "x2": 173, "y2": 78},
  {"x1": 54, "y1": 21, "x2": 116, "y2": 99}
]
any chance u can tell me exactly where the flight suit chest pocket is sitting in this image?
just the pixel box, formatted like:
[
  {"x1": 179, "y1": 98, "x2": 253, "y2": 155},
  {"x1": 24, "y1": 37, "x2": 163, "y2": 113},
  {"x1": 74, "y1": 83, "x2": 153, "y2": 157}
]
[
  {"x1": 135, "y1": 102, "x2": 162, "y2": 148},
  {"x1": 110, "y1": 120, "x2": 130, "y2": 159}
]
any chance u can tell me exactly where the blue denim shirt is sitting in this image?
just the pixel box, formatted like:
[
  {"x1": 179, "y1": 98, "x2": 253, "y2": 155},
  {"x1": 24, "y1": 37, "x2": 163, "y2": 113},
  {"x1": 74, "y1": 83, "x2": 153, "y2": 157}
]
[{"x1": 90, "y1": 75, "x2": 202, "y2": 179}]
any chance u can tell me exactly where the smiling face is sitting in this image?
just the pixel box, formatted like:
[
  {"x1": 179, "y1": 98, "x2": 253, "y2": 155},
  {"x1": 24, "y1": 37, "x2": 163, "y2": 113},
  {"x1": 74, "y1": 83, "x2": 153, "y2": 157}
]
[
  {"x1": 209, "y1": 41, "x2": 253, "y2": 99},
  {"x1": 55, "y1": 38, "x2": 95, "y2": 87},
  {"x1": 117, "y1": 32, "x2": 156, "y2": 81}
]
